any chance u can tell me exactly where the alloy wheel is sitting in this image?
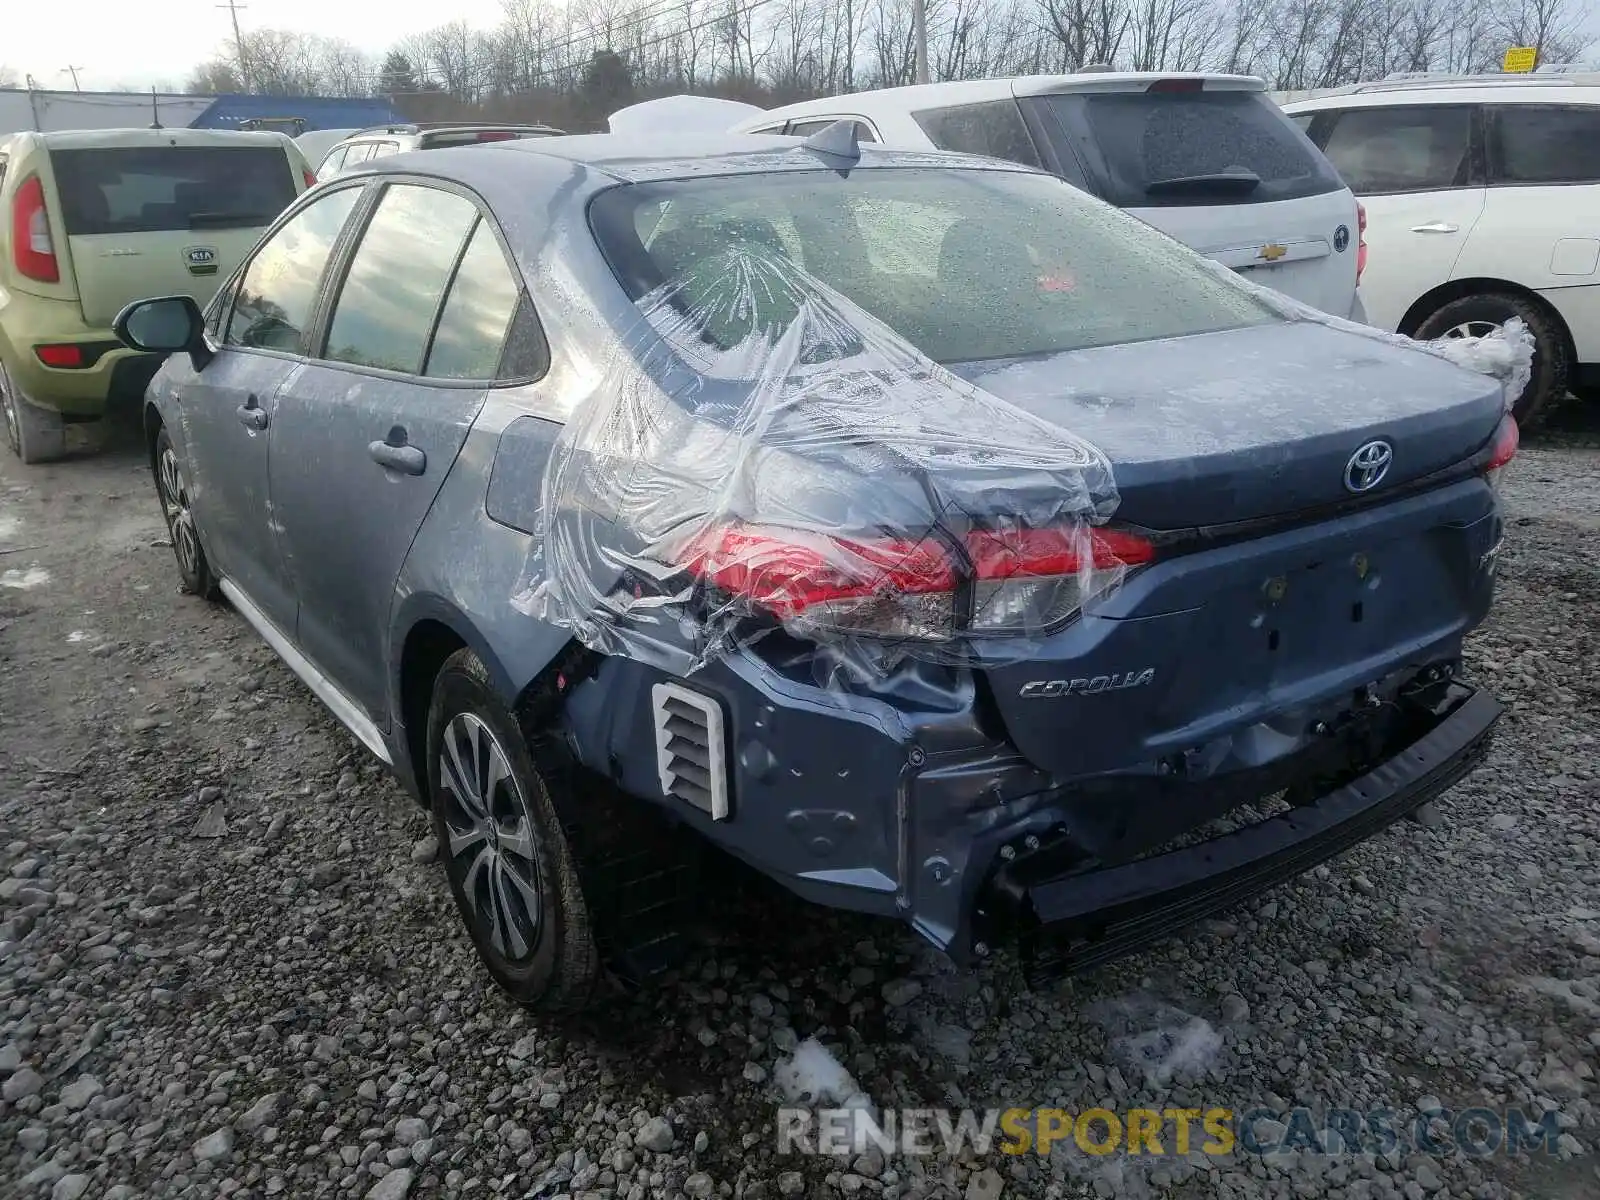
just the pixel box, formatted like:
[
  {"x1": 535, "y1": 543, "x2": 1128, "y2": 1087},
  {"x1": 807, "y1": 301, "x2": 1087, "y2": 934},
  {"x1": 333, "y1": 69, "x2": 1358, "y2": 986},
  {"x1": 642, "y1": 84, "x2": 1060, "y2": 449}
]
[
  {"x1": 157, "y1": 446, "x2": 201, "y2": 578},
  {"x1": 1444, "y1": 320, "x2": 1503, "y2": 341},
  {"x1": 438, "y1": 712, "x2": 544, "y2": 961}
]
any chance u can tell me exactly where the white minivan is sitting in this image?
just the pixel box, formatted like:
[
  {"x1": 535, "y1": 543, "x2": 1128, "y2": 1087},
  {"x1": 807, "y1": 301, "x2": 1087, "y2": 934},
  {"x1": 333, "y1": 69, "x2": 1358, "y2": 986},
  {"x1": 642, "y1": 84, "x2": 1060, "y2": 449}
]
[{"x1": 734, "y1": 74, "x2": 1366, "y2": 321}]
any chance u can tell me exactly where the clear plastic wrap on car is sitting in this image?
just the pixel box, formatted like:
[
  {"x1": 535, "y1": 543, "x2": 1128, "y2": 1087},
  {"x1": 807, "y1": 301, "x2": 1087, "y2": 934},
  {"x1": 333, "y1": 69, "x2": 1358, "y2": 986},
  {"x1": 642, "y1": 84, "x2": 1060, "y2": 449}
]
[{"x1": 512, "y1": 238, "x2": 1128, "y2": 680}]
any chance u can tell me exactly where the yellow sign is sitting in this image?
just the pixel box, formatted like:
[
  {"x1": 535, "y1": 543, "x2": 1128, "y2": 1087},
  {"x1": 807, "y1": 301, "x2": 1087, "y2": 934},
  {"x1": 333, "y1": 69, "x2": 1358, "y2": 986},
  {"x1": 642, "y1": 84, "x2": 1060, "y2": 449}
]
[{"x1": 1503, "y1": 46, "x2": 1538, "y2": 72}]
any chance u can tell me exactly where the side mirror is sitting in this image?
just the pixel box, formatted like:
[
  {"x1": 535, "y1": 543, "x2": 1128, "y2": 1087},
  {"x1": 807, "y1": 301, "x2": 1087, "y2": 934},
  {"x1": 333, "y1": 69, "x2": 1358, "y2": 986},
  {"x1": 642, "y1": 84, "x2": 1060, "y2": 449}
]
[{"x1": 113, "y1": 295, "x2": 213, "y2": 370}]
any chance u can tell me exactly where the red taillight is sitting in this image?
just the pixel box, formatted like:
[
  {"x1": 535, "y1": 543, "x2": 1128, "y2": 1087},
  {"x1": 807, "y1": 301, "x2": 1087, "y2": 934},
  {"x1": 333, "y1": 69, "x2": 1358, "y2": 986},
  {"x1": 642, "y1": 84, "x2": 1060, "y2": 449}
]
[
  {"x1": 1146, "y1": 77, "x2": 1205, "y2": 92},
  {"x1": 682, "y1": 525, "x2": 955, "y2": 624},
  {"x1": 1484, "y1": 414, "x2": 1519, "y2": 485},
  {"x1": 1356, "y1": 201, "x2": 1368, "y2": 283},
  {"x1": 303, "y1": 169, "x2": 317, "y2": 188},
  {"x1": 35, "y1": 343, "x2": 85, "y2": 368},
  {"x1": 475, "y1": 131, "x2": 518, "y2": 142},
  {"x1": 964, "y1": 526, "x2": 1154, "y2": 579},
  {"x1": 11, "y1": 175, "x2": 59, "y2": 284},
  {"x1": 679, "y1": 521, "x2": 1154, "y2": 640}
]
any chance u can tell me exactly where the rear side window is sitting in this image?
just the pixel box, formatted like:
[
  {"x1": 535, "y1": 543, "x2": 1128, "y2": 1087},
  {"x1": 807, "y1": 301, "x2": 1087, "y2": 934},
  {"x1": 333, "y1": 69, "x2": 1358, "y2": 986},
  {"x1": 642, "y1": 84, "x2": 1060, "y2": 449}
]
[
  {"x1": 48, "y1": 146, "x2": 297, "y2": 235},
  {"x1": 323, "y1": 183, "x2": 478, "y2": 374},
  {"x1": 1043, "y1": 89, "x2": 1342, "y2": 206},
  {"x1": 913, "y1": 101, "x2": 1042, "y2": 168},
  {"x1": 227, "y1": 186, "x2": 361, "y2": 352},
  {"x1": 425, "y1": 220, "x2": 524, "y2": 380},
  {"x1": 1318, "y1": 106, "x2": 1473, "y2": 194},
  {"x1": 319, "y1": 146, "x2": 348, "y2": 174},
  {"x1": 1490, "y1": 105, "x2": 1600, "y2": 184}
]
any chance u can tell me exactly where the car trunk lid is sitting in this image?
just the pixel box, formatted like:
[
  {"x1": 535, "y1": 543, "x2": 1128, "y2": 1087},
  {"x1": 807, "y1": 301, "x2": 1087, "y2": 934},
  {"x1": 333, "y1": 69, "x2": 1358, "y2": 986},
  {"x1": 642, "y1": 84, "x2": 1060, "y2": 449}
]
[
  {"x1": 50, "y1": 144, "x2": 298, "y2": 327},
  {"x1": 950, "y1": 320, "x2": 1505, "y2": 530}
]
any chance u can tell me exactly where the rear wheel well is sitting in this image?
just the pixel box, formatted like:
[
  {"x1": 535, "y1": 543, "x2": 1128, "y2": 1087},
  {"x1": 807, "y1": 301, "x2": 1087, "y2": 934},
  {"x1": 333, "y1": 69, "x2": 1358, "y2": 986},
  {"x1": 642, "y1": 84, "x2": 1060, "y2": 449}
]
[
  {"x1": 399, "y1": 620, "x2": 469, "y2": 803},
  {"x1": 1397, "y1": 278, "x2": 1577, "y2": 363}
]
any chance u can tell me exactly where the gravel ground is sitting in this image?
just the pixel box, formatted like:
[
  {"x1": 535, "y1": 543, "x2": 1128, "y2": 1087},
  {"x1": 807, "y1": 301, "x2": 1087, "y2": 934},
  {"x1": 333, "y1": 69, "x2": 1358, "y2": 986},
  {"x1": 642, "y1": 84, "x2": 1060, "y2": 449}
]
[{"x1": 1, "y1": 407, "x2": 1597, "y2": 1200}]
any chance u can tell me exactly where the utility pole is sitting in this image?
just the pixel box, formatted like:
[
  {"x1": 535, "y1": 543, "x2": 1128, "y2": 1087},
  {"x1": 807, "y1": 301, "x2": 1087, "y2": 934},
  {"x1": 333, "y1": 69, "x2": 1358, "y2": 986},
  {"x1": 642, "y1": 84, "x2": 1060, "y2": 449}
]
[
  {"x1": 912, "y1": 0, "x2": 929, "y2": 84},
  {"x1": 62, "y1": 65, "x2": 84, "y2": 91},
  {"x1": 217, "y1": 0, "x2": 251, "y2": 91}
]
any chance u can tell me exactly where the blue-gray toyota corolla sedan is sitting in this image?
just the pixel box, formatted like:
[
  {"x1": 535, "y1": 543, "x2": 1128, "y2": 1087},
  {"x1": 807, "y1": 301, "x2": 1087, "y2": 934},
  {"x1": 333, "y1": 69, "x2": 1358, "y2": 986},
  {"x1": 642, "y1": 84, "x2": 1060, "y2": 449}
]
[{"x1": 114, "y1": 129, "x2": 1514, "y2": 1010}]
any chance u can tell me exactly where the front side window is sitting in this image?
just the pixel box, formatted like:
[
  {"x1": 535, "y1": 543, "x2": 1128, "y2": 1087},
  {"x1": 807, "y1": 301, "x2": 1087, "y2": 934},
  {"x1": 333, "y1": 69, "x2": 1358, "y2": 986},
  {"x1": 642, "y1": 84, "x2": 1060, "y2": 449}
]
[
  {"x1": 913, "y1": 101, "x2": 1042, "y2": 168},
  {"x1": 226, "y1": 185, "x2": 362, "y2": 352},
  {"x1": 1491, "y1": 104, "x2": 1600, "y2": 184},
  {"x1": 48, "y1": 145, "x2": 297, "y2": 234},
  {"x1": 323, "y1": 183, "x2": 478, "y2": 374},
  {"x1": 590, "y1": 166, "x2": 1274, "y2": 369},
  {"x1": 425, "y1": 220, "x2": 524, "y2": 379},
  {"x1": 1318, "y1": 105, "x2": 1473, "y2": 194}
]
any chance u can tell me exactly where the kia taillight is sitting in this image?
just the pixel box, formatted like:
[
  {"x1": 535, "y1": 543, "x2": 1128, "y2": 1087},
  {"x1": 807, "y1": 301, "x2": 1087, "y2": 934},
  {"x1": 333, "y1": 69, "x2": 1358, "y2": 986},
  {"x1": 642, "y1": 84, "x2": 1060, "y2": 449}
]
[
  {"x1": 1356, "y1": 201, "x2": 1368, "y2": 282},
  {"x1": 680, "y1": 521, "x2": 1154, "y2": 642},
  {"x1": 1146, "y1": 77, "x2": 1204, "y2": 92},
  {"x1": 476, "y1": 130, "x2": 518, "y2": 142},
  {"x1": 11, "y1": 175, "x2": 59, "y2": 283},
  {"x1": 1484, "y1": 413, "x2": 1519, "y2": 486},
  {"x1": 303, "y1": 169, "x2": 317, "y2": 188}
]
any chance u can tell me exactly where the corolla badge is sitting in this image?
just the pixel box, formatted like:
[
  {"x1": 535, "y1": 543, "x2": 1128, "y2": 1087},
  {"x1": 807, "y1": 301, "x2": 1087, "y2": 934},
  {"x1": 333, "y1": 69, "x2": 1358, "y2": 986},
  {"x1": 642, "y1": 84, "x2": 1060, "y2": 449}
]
[
  {"x1": 1333, "y1": 224, "x2": 1351, "y2": 252},
  {"x1": 1019, "y1": 669, "x2": 1155, "y2": 698},
  {"x1": 1344, "y1": 439, "x2": 1393, "y2": 493}
]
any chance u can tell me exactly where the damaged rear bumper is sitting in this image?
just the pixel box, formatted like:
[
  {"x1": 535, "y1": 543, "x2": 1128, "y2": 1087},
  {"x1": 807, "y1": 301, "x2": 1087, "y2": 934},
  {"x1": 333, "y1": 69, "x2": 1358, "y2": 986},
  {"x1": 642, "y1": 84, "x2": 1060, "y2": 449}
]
[{"x1": 976, "y1": 682, "x2": 1500, "y2": 987}]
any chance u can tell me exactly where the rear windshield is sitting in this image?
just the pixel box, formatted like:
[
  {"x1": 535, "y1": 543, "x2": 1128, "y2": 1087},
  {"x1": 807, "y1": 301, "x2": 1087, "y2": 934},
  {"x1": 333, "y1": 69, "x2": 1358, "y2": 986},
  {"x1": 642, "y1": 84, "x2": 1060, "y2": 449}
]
[
  {"x1": 50, "y1": 146, "x2": 296, "y2": 236},
  {"x1": 1041, "y1": 90, "x2": 1344, "y2": 207},
  {"x1": 588, "y1": 166, "x2": 1275, "y2": 368}
]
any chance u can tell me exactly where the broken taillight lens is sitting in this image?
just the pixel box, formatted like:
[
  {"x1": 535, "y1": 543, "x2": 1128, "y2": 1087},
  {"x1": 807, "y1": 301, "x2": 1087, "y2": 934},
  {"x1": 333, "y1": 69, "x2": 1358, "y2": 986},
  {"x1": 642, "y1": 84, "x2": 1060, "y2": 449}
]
[{"x1": 679, "y1": 521, "x2": 1155, "y2": 641}]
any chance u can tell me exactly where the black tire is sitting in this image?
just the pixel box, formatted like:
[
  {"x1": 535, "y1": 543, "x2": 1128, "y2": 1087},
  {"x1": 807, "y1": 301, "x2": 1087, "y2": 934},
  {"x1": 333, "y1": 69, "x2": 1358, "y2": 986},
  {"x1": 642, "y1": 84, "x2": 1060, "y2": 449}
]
[
  {"x1": 426, "y1": 649, "x2": 599, "y2": 1012},
  {"x1": 152, "y1": 426, "x2": 219, "y2": 599},
  {"x1": 0, "y1": 359, "x2": 67, "y2": 464},
  {"x1": 1413, "y1": 292, "x2": 1569, "y2": 429}
]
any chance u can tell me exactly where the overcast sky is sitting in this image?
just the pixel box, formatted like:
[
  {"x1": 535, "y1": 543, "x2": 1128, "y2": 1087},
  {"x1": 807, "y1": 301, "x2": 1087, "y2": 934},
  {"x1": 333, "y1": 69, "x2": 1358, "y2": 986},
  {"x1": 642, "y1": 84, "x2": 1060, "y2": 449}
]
[{"x1": 6, "y1": 0, "x2": 507, "y2": 91}]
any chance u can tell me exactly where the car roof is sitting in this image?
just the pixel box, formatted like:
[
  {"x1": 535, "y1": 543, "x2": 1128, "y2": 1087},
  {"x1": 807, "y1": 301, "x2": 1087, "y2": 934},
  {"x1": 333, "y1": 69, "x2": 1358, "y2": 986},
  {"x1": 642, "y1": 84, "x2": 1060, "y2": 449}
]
[
  {"x1": 737, "y1": 72, "x2": 1266, "y2": 123},
  {"x1": 28, "y1": 127, "x2": 296, "y2": 151},
  {"x1": 1283, "y1": 74, "x2": 1600, "y2": 110},
  {"x1": 351, "y1": 131, "x2": 1040, "y2": 186}
]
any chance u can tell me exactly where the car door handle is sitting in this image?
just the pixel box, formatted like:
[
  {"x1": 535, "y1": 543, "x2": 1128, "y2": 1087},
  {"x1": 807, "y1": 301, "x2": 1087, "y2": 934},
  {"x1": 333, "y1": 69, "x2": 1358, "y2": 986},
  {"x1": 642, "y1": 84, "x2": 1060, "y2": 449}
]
[
  {"x1": 236, "y1": 395, "x2": 269, "y2": 430},
  {"x1": 1410, "y1": 222, "x2": 1460, "y2": 234},
  {"x1": 369, "y1": 426, "x2": 426, "y2": 476}
]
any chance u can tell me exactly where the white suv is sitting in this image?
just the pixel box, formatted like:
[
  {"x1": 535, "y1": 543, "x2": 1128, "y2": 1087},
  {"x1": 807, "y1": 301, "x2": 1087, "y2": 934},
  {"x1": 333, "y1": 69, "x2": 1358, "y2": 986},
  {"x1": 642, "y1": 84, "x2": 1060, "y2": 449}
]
[
  {"x1": 1284, "y1": 71, "x2": 1600, "y2": 425},
  {"x1": 733, "y1": 74, "x2": 1365, "y2": 321}
]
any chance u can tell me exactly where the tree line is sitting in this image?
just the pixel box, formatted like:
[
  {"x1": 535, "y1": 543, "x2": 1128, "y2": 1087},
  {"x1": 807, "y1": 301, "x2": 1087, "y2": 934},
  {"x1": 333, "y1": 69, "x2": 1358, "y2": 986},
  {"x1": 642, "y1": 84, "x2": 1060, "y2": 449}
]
[{"x1": 176, "y1": 0, "x2": 1594, "y2": 130}]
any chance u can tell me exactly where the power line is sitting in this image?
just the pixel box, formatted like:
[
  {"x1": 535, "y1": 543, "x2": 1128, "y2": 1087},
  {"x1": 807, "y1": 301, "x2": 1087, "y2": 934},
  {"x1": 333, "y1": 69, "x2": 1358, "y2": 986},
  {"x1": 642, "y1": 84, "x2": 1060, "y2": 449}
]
[
  {"x1": 518, "y1": 0, "x2": 780, "y2": 85},
  {"x1": 217, "y1": 0, "x2": 252, "y2": 90}
]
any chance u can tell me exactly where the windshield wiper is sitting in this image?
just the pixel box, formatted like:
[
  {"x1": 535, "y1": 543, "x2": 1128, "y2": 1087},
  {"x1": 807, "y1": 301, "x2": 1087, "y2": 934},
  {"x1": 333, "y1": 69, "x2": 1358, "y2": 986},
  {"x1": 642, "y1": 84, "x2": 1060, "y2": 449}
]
[
  {"x1": 1145, "y1": 170, "x2": 1261, "y2": 196},
  {"x1": 187, "y1": 211, "x2": 273, "y2": 229}
]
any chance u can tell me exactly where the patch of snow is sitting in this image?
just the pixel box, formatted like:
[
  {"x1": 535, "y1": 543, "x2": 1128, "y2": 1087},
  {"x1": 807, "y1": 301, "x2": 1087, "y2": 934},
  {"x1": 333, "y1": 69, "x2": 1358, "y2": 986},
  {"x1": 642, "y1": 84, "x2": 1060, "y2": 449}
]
[
  {"x1": 0, "y1": 566, "x2": 49, "y2": 590},
  {"x1": 67, "y1": 631, "x2": 87, "y2": 643},
  {"x1": 773, "y1": 1037, "x2": 872, "y2": 1111},
  {"x1": 0, "y1": 514, "x2": 21, "y2": 541},
  {"x1": 1088, "y1": 993, "x2": 1226, "y2": 1086}
]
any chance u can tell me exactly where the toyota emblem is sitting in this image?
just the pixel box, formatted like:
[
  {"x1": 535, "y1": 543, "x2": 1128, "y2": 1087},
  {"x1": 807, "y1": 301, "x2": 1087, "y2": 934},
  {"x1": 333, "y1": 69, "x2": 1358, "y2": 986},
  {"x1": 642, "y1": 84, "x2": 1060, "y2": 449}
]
[{"x1": 1344, "y1": 440, "x2": 1393, "y2": 493}]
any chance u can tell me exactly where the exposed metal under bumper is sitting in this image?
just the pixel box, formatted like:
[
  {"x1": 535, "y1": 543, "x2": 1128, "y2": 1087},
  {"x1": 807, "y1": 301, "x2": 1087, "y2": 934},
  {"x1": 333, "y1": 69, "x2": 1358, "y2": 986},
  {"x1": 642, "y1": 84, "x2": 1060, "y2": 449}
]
[{"x1": 1006, "y1": 686, "x2": 1501, "y2": 987}]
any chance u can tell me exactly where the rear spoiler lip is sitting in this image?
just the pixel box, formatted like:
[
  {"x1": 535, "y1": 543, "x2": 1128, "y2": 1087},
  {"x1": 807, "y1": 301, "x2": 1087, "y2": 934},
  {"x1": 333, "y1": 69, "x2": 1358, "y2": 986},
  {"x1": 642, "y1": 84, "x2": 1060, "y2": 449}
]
[{"x1": 1011, "y1": 73, "x2": 1267, "y2": 98}]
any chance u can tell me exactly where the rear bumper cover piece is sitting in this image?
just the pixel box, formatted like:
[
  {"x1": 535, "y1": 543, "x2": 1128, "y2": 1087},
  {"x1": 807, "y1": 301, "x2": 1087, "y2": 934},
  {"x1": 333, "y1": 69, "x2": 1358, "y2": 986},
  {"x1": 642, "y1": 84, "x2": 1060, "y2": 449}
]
[{"x1": 985, "y1": 683, "x2": 1501, "y2": 986}]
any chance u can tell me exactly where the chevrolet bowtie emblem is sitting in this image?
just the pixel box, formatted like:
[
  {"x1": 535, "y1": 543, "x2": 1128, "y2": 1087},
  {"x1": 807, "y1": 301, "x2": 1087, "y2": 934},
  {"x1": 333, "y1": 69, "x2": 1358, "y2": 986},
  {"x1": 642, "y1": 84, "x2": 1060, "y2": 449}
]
[{"x1": 1257, "y1": 243, "x2": 1289, "y2": 262}]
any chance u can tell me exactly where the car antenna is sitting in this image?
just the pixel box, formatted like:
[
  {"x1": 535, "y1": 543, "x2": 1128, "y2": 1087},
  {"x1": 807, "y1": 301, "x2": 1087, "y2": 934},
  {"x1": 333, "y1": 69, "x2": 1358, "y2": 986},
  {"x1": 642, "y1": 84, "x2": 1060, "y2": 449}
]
[{"x1": 798, "y1": 119, "x2": 860, "y2": 166}]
